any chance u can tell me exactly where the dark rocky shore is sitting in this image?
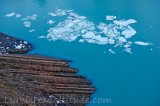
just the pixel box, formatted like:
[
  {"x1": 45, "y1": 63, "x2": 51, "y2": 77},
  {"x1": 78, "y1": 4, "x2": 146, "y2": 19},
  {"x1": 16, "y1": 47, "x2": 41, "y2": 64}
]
[
  {"x1": 0, "y1": 33, "x2": 95, "y2": 106},
  {"x1": 0, "y1": 33, "x2": 32, "y2": 54}
]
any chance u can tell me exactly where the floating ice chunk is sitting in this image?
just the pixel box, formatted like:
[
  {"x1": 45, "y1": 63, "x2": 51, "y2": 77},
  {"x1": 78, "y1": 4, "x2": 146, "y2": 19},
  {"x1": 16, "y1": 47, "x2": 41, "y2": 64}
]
[
  {"x1": 122, "y1": 26, "x2": 136, "y2": 38},
  {"x1": 108, "y1": 49, "x2": 116, "y2": 54},
  {"x1": 82, "y1": 32, "x2": 108, "y2": 44},
  {"x1": 22, "y1": 14, "x2": 37, "y2": 21},
  {"x1": 97, "y1": 23, "x2": 120, "y2": 37},
  {"x1": 69, "y1": 12, "x2": 87, "y2": 20},
  {"x1": 29, "y1": 29, "x2": 35, "y2": 32},
  {"x1": 79, "y1": 39, "x2": 84, "y2": 43},
  {"x1": 47, "y1": 20, "x2": 55, "y2": 25},
  {"x1": 48, "y1": 9, "x2": 67, "y2": 17},
  {"x1": 113, "y1": 19, "x2": 137, "y2": 26},
  {"x1": 44, "y1": 12, "x2": 95, "y2": 42},
  {"x1": 124, "y1": 41, "x2": 132, "y2": 48},
  {"x1": 48, "y1": 12, "x2": 56, "y2": 16},
  {"x1": 134, "y1": 41, "x2": 152, "y2": 46},
  {"x1": 117, "y1": 36, "x2": 127, "y2": 43},
  {"x1": 4, "y1": 12, "x2": 16, "y2": 17},
  {"x1": 30, "y1": 14, "x2": 37, "y2": 20},
  {"x1": 16, "y1": 14, "x2": 22, "y2": 18},
  {"x1": 108, "y1": 38, "x2": 115, "y2": 44},
  {"x1": 124, "y1": 48, "x2": 132, "y2": 54},
  {"x1": 23, "y1": 21, "x2": 31, "y2": 27},
  {"x1": 38, "y1": 36, "x2": 46, "y2": 38},
  {"x1": 106, "y1": 15, "x2": 116, "y2": 20}
]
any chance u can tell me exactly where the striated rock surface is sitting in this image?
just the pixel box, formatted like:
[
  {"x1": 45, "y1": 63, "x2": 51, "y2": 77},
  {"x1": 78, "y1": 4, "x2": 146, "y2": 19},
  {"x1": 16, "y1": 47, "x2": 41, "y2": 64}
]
[
  {"x1": 0, "y1": 54, "x2": 95, "y2": 106},
  {"x1": 0, "y1": 32, "x2": 32, "y2": 54}
]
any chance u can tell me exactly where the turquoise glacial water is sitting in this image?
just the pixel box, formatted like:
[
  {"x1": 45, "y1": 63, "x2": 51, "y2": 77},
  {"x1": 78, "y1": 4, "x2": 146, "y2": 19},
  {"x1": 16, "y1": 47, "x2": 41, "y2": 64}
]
[{"x1": 0, "y1": 0, "x2": 160, "y2": 106}]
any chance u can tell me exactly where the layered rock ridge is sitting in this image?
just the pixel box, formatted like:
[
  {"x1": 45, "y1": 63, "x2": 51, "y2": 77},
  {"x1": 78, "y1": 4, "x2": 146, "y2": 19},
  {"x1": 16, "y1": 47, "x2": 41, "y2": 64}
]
[{"x1": 0, "y1": 54, "x2": 95, "y2": 106}]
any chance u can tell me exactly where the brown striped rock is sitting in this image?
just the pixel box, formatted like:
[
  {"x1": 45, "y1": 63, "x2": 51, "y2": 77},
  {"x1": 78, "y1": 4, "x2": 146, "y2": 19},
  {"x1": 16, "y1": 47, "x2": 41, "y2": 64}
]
[{"x1": 0, "y1": 54, "x2": 95, "y2": 106}]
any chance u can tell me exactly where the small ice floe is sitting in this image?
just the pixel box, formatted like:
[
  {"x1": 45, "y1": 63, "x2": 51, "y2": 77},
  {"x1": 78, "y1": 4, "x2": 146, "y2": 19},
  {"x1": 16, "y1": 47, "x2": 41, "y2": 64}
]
[
  {"x1": 79, "y1": 39, "x2": 84, "y2": 43},
  {"x1": 106, "y1": 15, "x2": 116, "y2": 20},
  {"x1": 134, "y1": 41, "x2": 152, "y2": 46},
  {"x1": 117, "y1": 36, "x2": 127, "y2": 44},
  {"x1": 48, "y1": 9, "x2": 67, "y2": 17},
  {"x1": 113, "y1": 19, "x2": 137, "y2": 26},
  {"x1": 16, "y1": 14, "x2": 22, "y2": 18},
  {"x1": 30, "y1": 14, "x2": 37, "y2": 20},
  {"x1": 4, "y1": 12, "x2": 16, "y2": 17},
  {"x1": 124, "y1": 48, "x2": 132, "y2": 54},
  {"x1": 47, "y1": 20, "x2": 55, "y2": 25},
  {"x1": 82, "y1": 32, "x2": 109, "y2": 44},
  {"x1": 48, "y1": 12, "x2": 57, "y2": 17},
  {"x1": 124, "y1": 41, "x2": 132, "y2": 48},
  {"x1": 108, "y1": 38, "x2": 115, "y2": 45},
  {"x1": 29, "y1": 29, "x2": 35, "y2": 32},
  {"x1": 23, "y1": 21, "x2": 31, "y2": 27},
  {"x1": 38, "y1": 36, "x2": 46, "y2": 38},
  {"x1": 22, "y1": 14, "x2": 37, "y2": 21},
  {"x1": 108, "y1": 49, "x2": 116, "y2": 54},
  {"x1": 121, "y1": 26, "x2": 137, "y2": 38}
]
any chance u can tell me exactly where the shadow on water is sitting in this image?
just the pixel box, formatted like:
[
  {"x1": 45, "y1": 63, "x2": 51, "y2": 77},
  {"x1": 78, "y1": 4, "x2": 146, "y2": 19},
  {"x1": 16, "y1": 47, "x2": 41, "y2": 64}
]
[{"x1": 34, "y1": 0, "x2": 47, "y2": 7}]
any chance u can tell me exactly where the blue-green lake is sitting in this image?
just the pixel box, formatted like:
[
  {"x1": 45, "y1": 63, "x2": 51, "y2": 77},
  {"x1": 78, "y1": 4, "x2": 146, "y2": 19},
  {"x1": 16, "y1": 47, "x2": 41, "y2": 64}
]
[{"x1": 0, "y1": 0, "x2": 160, "y2": 106}]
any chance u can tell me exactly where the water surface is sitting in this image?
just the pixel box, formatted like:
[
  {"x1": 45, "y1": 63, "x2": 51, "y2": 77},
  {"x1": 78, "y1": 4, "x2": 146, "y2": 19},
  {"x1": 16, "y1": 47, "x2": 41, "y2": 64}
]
[{"x1": 0, "y1": 0, "x2": 160, "y2": 106}]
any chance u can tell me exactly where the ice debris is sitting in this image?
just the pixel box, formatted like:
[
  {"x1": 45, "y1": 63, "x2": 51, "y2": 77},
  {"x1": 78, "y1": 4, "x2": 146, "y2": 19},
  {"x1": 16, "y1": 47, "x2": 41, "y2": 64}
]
[
  {"x1": 134, "y1": 41, "x2": 152, "y2": 46},
  {"x1": 106, "y1": 15, "x2": 116, "y2": 20},
  {"x1": 108, "y1": 49, "x2": 116, "y2": 54},
  {"x1": 4, "y1": 12, "x2": 16, "y2": 17},
  {"x1": 23, "y1": 21, "x2": 31, "y2": 27},
  {"x1": 47, "y1": 20, "x2": 55, "y2": 25}
]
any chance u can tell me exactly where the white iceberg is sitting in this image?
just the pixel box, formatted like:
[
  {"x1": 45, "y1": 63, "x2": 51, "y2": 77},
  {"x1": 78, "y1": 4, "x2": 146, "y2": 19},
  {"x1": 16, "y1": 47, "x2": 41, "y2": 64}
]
[
  {"x1": 29, "y1": 29, "x2": 35, "y2": 32},
  {"x1": 48, "y1": 9, "x2": 68, "y2": 17},
  {"x1": 4, "y1": 12, "x2": 16, "y2": 17},
  {"x1": 82, "y1": 32, "x2": 108, "y2": 44},
  {"x1": 47, "y1": 20, "x2": 55, "y2": 25},
  {"x1": 23, "y1": 21, "x2": 31, "y2": 27},
  {"x1": 117, "y1": 36, "x2": 127, "y2": 43},
  {"x1": 124, "y1": 48, "x2": 132, "y2": 54},
  {"x1": 22, "y1": 14, "x2": 37, "y2": 21},
  {"x1": 16, "y1": 14, "x2": 22, "y2": 18},
  {"x1": 108, "y1": 49, "x2": 116, "y2": 54},
  {"x1": 106, "y1": 15, "x2": 116, "y2": 20},
  {"x1": 122, "y1": 26, "x2": 137, "y2": 38},
  {"x1": 113, "y1": 19, "x2": 137, "y2": 26},
  {"x1": 48, "y1": 12, "x2": 56, "y2": 17},
  {"x1": 134, "y1": 41, "x2": 152, "y2": 46}
]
